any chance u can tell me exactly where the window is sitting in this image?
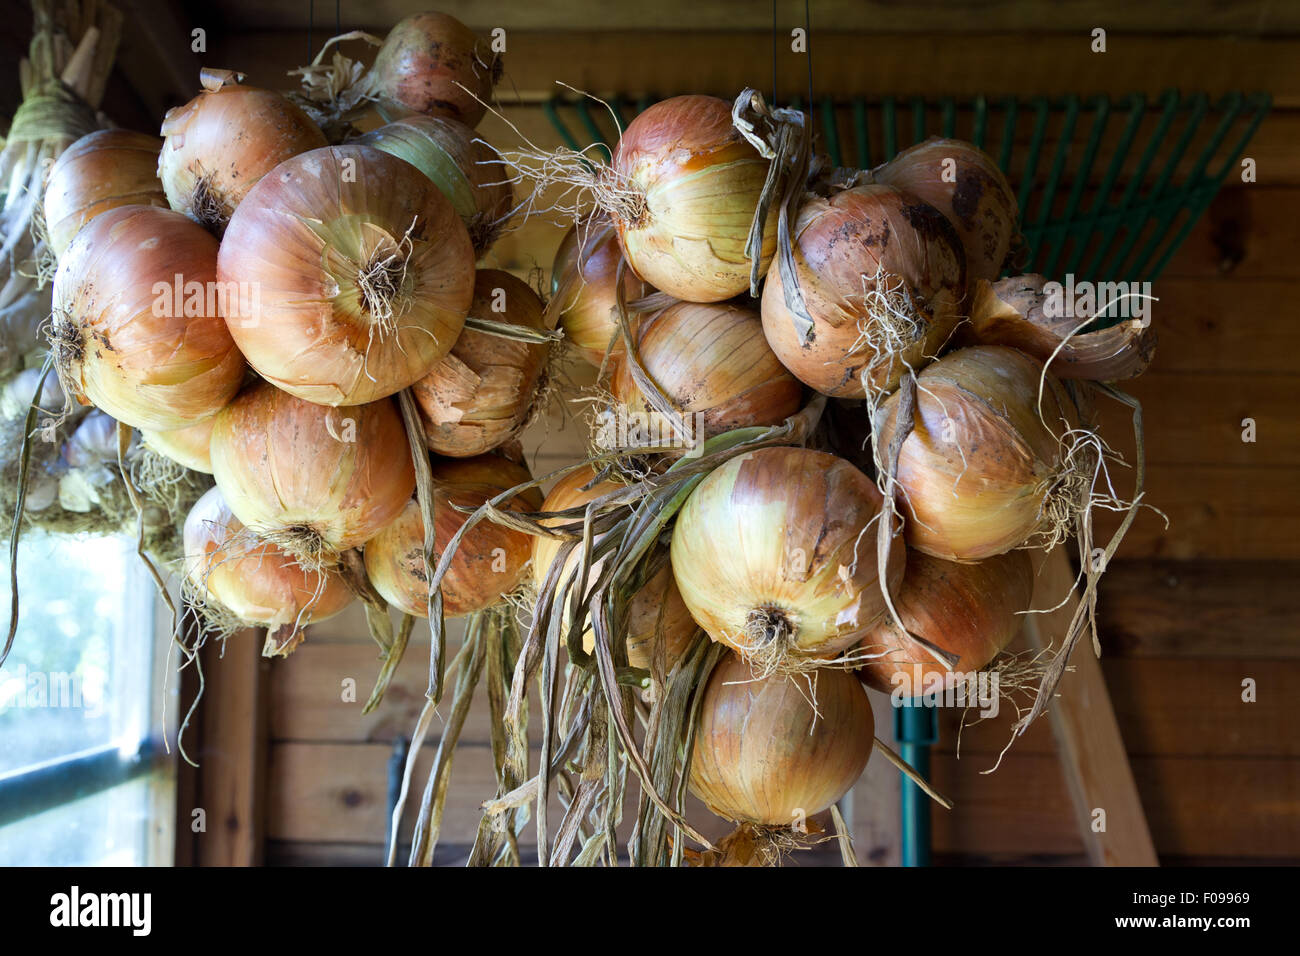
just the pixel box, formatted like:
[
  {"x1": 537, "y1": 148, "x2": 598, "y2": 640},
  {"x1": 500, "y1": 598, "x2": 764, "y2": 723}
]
[{"x1": 0, "y1": 531, "x2": 170, "y2": 865}]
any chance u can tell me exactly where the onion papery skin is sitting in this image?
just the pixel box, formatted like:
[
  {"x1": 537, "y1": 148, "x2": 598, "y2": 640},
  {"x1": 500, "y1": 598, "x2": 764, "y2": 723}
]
[
  {"x1": 44, "y1": 130, "x2": 168, "y2": 257},
  {"x1": 612, "y1": 95, "x2": 775, "y2": 303},
  {"x1": 962, "y1": 275, "x2": 1157, "y2": 381},
  {"x1": 368, "y1": 12, "x2": 501, "y2": 128},
  {"x1": 158, "y1": 84, "x2": 327, "y2": 235},
  {"x1": 365, "y1": 455, "x2": 542, "y2": 618},
  {"x1": 872, "y1": 138, "x2": 1021, "y2": 282},
  {"x1": 217, "y1": 145, "x2": 475, "y2": 406},
  {"x1": 357, "y1": 116, "x2": 513, "y2": 254},
  {"x1": 142, "y1": 416, "x2": 216, "y2": 473},
  {"x1": 689, "y1": 653, "x2": 873, "y2": 826},
  {"x1": 183, "y1": 486, "x2": 354, "y2": 648},
  {"x1": 544, "y1": 218, "x2": 652, "y2": 367},
  {"x1": 51, "y1": 205, "x2": 245, "y2": 431},
  {"x1": 875, "y1": 345, "x2": 1078, "y2": 562},
  {"x1": 412, "y1": 270, "x2": 548, "y2": 457},
  {"x1": 857, "y1": 548, "x2": 1033, "y2": 694},
  {"x1": 532, "y1": 465, "x2": 697, "y2": 669},
  {"x1": 761, "y1": 184, "x2": 966, "y2": 398},
  {"x1": 209, "y1": 381, "x2": 415, "y2": 553},
  {"x1": 670, "y1": 447, "x2": 905, "y2": 664},
  {"x1": 610, "y1": 300, "x2": 803, "y2": 443}
]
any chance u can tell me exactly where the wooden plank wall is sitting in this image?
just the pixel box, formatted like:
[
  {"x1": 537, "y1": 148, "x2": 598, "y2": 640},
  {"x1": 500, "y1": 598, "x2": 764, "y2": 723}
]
[{"x1": 170, "y1": 10, "x2": 1300, "y2": 866}]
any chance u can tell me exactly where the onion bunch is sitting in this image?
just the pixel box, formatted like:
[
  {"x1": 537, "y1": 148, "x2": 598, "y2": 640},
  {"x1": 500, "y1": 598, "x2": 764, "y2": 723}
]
[
  {"x1": 368, "y1": 12, "x2": 502, "y2": 128},
  {"x1": 141, "y1": 417, "x2": 216, "y2": 474},
  {"x1": 412, "y1": 270, "x2": 549, "y2": 458},
  {"x1": 858, "y1": 548, "x2": 1033, "y2": 693},
  {"x1": 365, "y1": 454, "x2": 541, "y2": 617},
  {"x1": 209, "y1": 381, "x2": 414, "y2": 564},
  {"x1": 358, "y1": 116, "x2": 513, "y2": 254},
  {"x1": 218, "y1": 144, "x2": 475, "y2": 406},
  {"x1": 51, "y1": 205, "x2": 245, "y2": 431},
  {"x1": 158, "y1": 71, "x2": 327, "y2": 234},
  {"x1": 43, "y1": 130, "x2": 168, "y2": 257},
  {"x1": 874, "y1": 345, "x2": 1084, "y2": 562},
  {"x1": 532, "y1": 465, "x2": 697, "y2": 670},
  {"x1": 544, "y1": 217, "x2": 652, "y2": 367},
  {"x1": 872, "y1": 138, "x2": 1022, "y2": 281},
  {"x1": 610, "y1": 300, "x2": 803, "y2": 446},
  {"x1": 671, "y1": 447, "x2": 905, "y2": 672},
  {"x1": 183, "y1": 486, "x2": 355, "y2": 655},
  {"x1": 762, "y1": 184, "x2": 966, "y2": 398},
  {"x1": 690, "y1": 652, "x2": 873, "y2": 826}
]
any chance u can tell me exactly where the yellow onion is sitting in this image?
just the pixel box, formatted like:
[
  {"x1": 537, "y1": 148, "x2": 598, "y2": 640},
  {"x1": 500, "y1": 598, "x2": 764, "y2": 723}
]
[
  {"x1": 962, "y1": 274, "x2": 1156, "y2": 381},
  {"x1": 365, "y1": 455, "x2": 542, "y2": 617},
  {"x1": 762, "y1": 184, "x2": 966, "y2": 398},
  {"x1": 218, "y1": 144, "x2": 475, "y2": 406},
  {"x1": 158, "y1": 73, "x2": 327, "y2": 234},
  {"x1": 609, "y1": 95, "x2": 775, "y2": 302},
  {"x1": 609, "y1": 300, "x2": 803, "y2": 446},
  {"x1": 141, "y1": 416, "x2": 216, "y2": 473},
  {"x1": 670, "y1": 447, "x2": 905, "y2": 671},
  {"x1": 872, "y1": 138, "x2": 1022, "y2": 281},
  {"x1": 857, "y1": 548, "x2": 1033, "y2": 693},
  {"x1": 209, "y1": 381, "x2": 414, "y2": 561},
  {"x1": 874, "y1": 345, "x2": 1080, "y2": 562},
  {"x1": 532, "y1": 465, "x2": 697, "y2": 669},
  {"x1": 357, "y1": 116, "x2": 513, "y2": 253},
  {"x1": 43, "y1": 130, "x2": 168, "y2": 257},
  {"x1": 544, "y1": 217, "x2": 652, "y2": 367},
  {"x1": 50, "y1": 205, "x2": 244, "y2": 431},
  {"x1": 689, "y1": 652, "x2": 873, "y2": 826},
  {"x1": 183, "y1": 486, "x2": 354, "y2": 655},
  {"x1": 411, "y1": 269, "x2": 548, "y2": 457},
  {"x1": 368, "y1": 12, "x2": 501, "y2": 128}
]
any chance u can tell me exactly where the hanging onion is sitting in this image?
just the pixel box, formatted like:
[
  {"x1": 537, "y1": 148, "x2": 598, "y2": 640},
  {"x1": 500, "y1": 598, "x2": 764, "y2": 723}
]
[
  {"x1": 857, "y1": 548, "x2": 1033, "y2": 693},
  {"x1": 544, "y1": 217, "x2": 652, "y2": 367},
  {"x1": 532, "y1": 465, "x2": 697, "y2": 669},
  {"x1": 872, "y1": 138, "x2": 1023, "y2": 281},
  {"x1": 357, "y1": 115, "x2": 513, "y2": 254},
  {"x1": 43, "y1": 130, "x2": 167, "y2": 257},
  {"x1": 610, "y1": 300, "x2": 803, "y2": 446},
  {"x1": 158, "y1": 72, "x2": 327, "y2": 234},
  {"x1": 607, "y1": 95, "x2": 776, "y2": 302},
  {"x1": 141, "y1": 416, "x2": 216, "y2": 474},
  {"x1": 368, "y1": 12, "x2": 501, "y2": 128},
  {"x1": 762, "y1": 183, "x2": 966, "y2": 398},
  {"x1": 183, "y1": 486, "x2": 354, "y2": 655},
  {"x1": 689, "y1": 652, "x2": 873, "y2": 826},
  {"x1": 671, "y1": 447, "x2": 905, "y2": 672},
  {"x1": 218, "y1": 144, "x2": 475, "y2": 406},
  {"x1": 874, "y1": 345, "x2": 1082, "y2": 562},
  {"x1": 411, "y1": 269, "x2": 549, "y2": 458},
  {"x1": 365, "y1": 454, "x2": 541, "y2": 617},
  {"x1": 209, "y1": 381, "x2": 414, "y2": 564},
  {"x1": 962, "y1": 274, "x2": 1156, "y2": 381},
  {"x1": 51, "y1": 205, "x2": 245, "y2": 431}
]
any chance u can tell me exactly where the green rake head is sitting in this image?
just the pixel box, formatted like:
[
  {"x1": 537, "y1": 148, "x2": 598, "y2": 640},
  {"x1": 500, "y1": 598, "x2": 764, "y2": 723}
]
[{"x1": 544, "y1": 90, "x2": 1271, "y2": 286}]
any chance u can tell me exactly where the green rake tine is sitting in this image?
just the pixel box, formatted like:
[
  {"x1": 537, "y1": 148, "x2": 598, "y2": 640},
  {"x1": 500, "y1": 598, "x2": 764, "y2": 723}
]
[
  {"x1": 1106, "y1": 91, "x2": 1206, "y2": 281},
  {"x1": 574, "y1": 97, "x2": 613, "y2": 158},
  {"x1": 1027, "y1": 94, "x2": 1079, "y2": 275},
  {"x1": 1015, "y1": 97, "x2": 1053, "y2": 272},
  {"x1": 545, "y1": 97, "x2": 581, "y2": 151},
  {"x1": 882, "y1": 96, "x2": 898, "y2": 159},
  {"x1": 822, "y1": 97, "x2": 842, "y2": 169},
  {"x1": 1207, "y1": 92, "x2": 1270, "y2": 182},
  {"x1": 941, "y1": 97, "x2": 956, "y2": 139},
  {"x1": 1067, "y1": 93, "x2": 1146, "y2": 278},
  {"x1": 1044, "y1": 94, "x2": 1110, "y2": 278},
  {"x1": 911, "y1": 96, "x2": 926, "y2": 145},
  {"x1": 972, "y1": 95, "x2": 988, "y2": 150},
  {"x1": 998, "y1": 95, "x2": 1017, "y2": 172},
  {"x1": 636, "y1": 94, "x2": 652, "y2": 115},
  {"x1": 854, "y1": 96, "x2": 869, "y2": 169},
  {"x1": 1135, "y1": 92, "x2": 1242, "y2": 280},
  {"x1": 1089, "y1": 88, "x2": 1181, "y2": 280},
  {"x1": 610, "y1": 95, "x2": 629, "y2": 136}
]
